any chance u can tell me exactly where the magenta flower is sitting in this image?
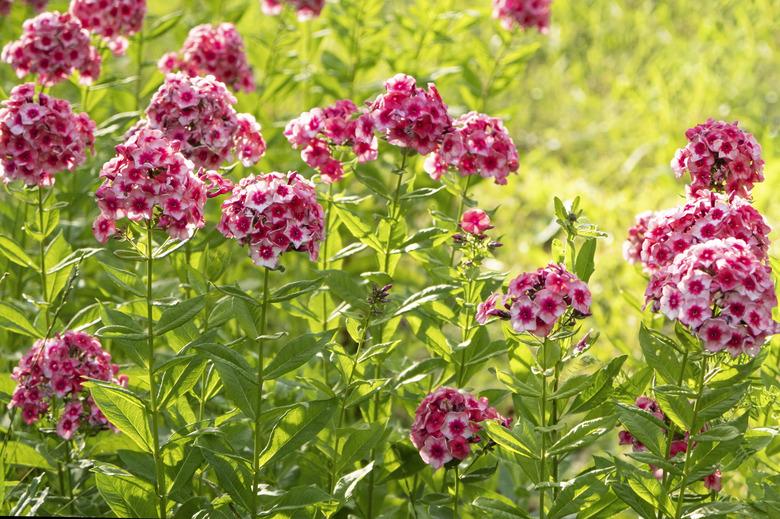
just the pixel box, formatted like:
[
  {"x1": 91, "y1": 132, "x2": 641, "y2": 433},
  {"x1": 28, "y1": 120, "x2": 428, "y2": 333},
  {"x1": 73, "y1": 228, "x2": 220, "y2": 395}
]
[
  {"x1": 218, "y1": 171, "x2": 325, "y2": 268},
  {"x1": 2, "y1": 11, "x2": 101, "y2": 86},
  {"x1": 366, "y1": 73, "x2": 452, "y2": 155},
  {"x1": 261, "y1": 0, "x2": 325, "y2": 20},
  {"x1": 158, "y1": 23, "x2": 255, "y2": 92},
  {"x1": 492, "y1": 0, "x2": 552, "y2": 32},
  {"x1": 410, "y1": 387, "x2": 509, "y2": 470},
  {"x1": 460, "y1": 208, "x2": 492, "y2": 235},
  {"x1": 70, "y1": 0, "x2": 146, "y2": 55},
  {"x1": 0, "y1": 83, "x2": 95, "y2": 187},
  {"x1": 478, "y1": 263, "x2": 591, "y2": 337},
  {"x1": 625, "y1": 191, "x2": 771, "y2": 274},
  {"x1": 284, "y1": 99, "x2": 378, "y2": 183},
  {"x1": 425, "y1": 112, "x2": 519, "y2": 185},
  {"x1": 9, "y1": 331, "x2": 128, "y2": 440},
  {"x1": 93, "y1": 128, "x2": 211, "y2": 243},
  {"x1": 671, "y1": 119, "x2": 764, "y2": 198},
  {"x1": 137, "y1": 73, "x2": 266, "y2": 170},
  {"x1": 704, "y1": 470, "x2": 722, "y2": 492},
  {"x1": 645, "y1": 238, "x2": 778, "y2": 356}
]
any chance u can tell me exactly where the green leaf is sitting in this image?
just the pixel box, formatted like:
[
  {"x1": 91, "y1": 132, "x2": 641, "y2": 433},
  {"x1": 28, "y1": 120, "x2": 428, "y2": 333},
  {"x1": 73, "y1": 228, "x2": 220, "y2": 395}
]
[
  {"x1": 333, "y1": 462, "x2": 374, "y2": 502},
  {"x1": 257, "y1": 399, "x2": 337, "y2": 470},
  {"x1": 201, "y1": 450, "x2": 253, "y2": 512},
  {"x1": 156, "y1": 296, "x2": 206, "y2": 335},
  {"x1": 95, "y1": 468, "x2": 158, "y2": 518},
  {"x1": 333, "y1": 204, "x2": 384, "y2": 252},
  {"x1": 0, "y1": 234, "x2": 33, "y2": 267},
  {"x1": 575, "y1": 238, "x2": 597, "y2": 282},
  {"x1": 696, "y1": 382, "x2": 748, "y2": 427},
  {"x1": 483, "y1": 420, "x2": 538, "y2": 459},
  {"x1": 611, "y1": 482, "x2": 656, "y2": 519},
  {"x1": 393, "y1": 284, "x2": 455, "y2": 317},
  {"x1": 570, "y1": 355, "x2": 626, "y2": 413},
  {"x1": 692, "y1": 424, "x2": 740, "y2": 442},
  {"x1": 259, "y1": 484, "x2": 333, "y2": 515},
  {"x1": 548, "y1": 416, "x2": 616, "y2": 456},
  {"x1": 638, "y1": 325, "x2": 683, "y2": 384},
  {"x1": 264, "y1": 332, "x2": 333, "y2": 379},
  {"x1": 472, "y1": 497, "x2": 532, "y2": 518},
  {"x1": 0, "y1": 302, "x2": 44, "y2": 338},
  {"x1": 195, "y1": 343, "x2": 257, "y2": 419},
  {"x1": 86, "y1": 381, "x2": 152, "y2": 452},
  {"x1": 654, "y1": 385, "x2": 695, "y2": 431},
  {"x1": 615, "y1": 403, "x2": 666, "y2": 457},
  {"x1": 1, "y1": 441, "x2": 52, "y2": 469},
  {"x1": 270, "y1": 277, "x2": 324, "y2": 303}
]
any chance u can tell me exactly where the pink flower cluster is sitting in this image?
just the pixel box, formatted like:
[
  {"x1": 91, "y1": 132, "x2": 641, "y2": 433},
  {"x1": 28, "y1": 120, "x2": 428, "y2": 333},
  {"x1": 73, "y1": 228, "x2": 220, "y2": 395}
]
[
  {"x1": 9, "y1": 331, "x2": 128, "y2": 440},
  {"x1": 410, "y1": 387, "x2": 509, "y2": 470},
  {"x1": 624, "y1": 191, "x2": 771, "y2": 274},
  {"x1": 93, "y1": 128, "x2": 208, "y2": 243},
  {"x1": 619, "y1": 396, "x2": 721, "y2": 492},
  {"x1": 1, "y1": 11, "x2": 101, "y2": 86},
  {"x1": 672, "y1": 119, "x2": 764, "y2": 198},
  {"x1": 492, "y1": 0, "x2": 552, "y2": 32},
  {"x1": 284, "y1": 100, "x2": 377, "y2": 183},
  {"x1": 460, "y1": 208, "x2": 492, "y2": 235},
  {"x1": 0, "y1": 83, "x2": 95, "y2": 186},
  {"x1": 477, "y1": 263, "x2": 591, "y2": 337},
  {"x1": 425, "y1": 111, "x2": 519, "y2": 185},
  {"x1": 645, "y1": 238, "x2": 778, "y2": 356},
  {"x1": 70, "y1": 0, "x2": 147, "y2": 55},
  {"x1": 0, "y1": 0, "x2": 48, "y2": 16},
  {"x1": 366, "y1": 73, "x2": 451, "y2": 155},
  {"x1": 218, "y1": 171, "x2": 325, "y2": 268},
  {"x1": 138, "y1": 73, "x2": 266, "y2": 169},
  {"x1": 158, "y1": 23, "x2": 255, "y2": 93},
  {"x1": 261, "y1": 0, "x2": 325, "y2": 20}
]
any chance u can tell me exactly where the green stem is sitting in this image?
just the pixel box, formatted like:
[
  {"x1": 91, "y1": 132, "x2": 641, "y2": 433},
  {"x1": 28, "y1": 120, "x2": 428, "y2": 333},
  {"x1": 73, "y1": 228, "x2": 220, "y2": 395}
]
[
  {"x1": 551, "y1": 362, "x2": 560, "y2": 500},
  {"x1": 134, "y1": 28, "x2": 145, "y2": 112},
  {"x1": 145, "y1": 222, "x2": 167, "y2": 518},
  {"x1": 674, "y1": 357, "x2": 707, "y2": 519},
  {"x1": 450, "y1": 174, "x2": 474, "y2": 267},
  {"x1": 37, "y1": 187, "x2": 49, "y2": 330},
  {"x1": 453, "y1": 465, "x2": 460, "y2": 516},
  {"x1": 456, "y1": 278, "x2": 474, "y2": 387},
  {"x1": 251, "y1": 267, "x2": 271, "y2": 518},
  {"x1": 320, "y1": 184, "x2": 334, "y2": 331},
  {"x1": 480, "y1": 34, "x2": 514, "y2": 113},
  {"x1": 64, "y1": 441, "x2": 74, "y2": 513},
  {"x1": 659, "y1": 350, "x2": 689, "y2": 519},
  {"x1": 382, "y1": 153, "x2": 408, "y2": 273}
]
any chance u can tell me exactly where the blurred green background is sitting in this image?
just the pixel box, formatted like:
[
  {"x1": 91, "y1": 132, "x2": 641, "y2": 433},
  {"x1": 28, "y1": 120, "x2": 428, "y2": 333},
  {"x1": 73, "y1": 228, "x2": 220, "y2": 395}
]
[{"x1": 1, "y1": 0, "x2": 778, "y2": 512}]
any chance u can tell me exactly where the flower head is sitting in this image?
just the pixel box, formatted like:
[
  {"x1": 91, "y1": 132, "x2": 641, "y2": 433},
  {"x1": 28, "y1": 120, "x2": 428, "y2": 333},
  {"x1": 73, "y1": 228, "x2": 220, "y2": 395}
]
[
  {"x1": 460, "y1": 208, "x2": 492, "y2": 235},
  {"x1": 284, "y1": 99, "x2": 377, "y2": 183},
  {"x1": 93, "y1": 128, "x2": 211, "y2": 242},
  {"x1": 425, "y1": 112, "x2": 519, "y2": 185},
  {"x1": 218, "y1": 171, "x2": 325, "y2": 268},
  {"x1": 493, "y1": 0, "x2": 552, "y2": 32},
  {"x1": 158, "y1": 23, "x2": 255, "y2": 92},
  {"x1": 366, "y1": 73, "x2": 452, "y2": 155},
  {"x1": 9, "y1": 331, "x2": 127, "y2": 439},
  {"x1": 671, "y1": 119, "x2": 764, "y2": 198},
  {"x1": 70, "y1": 0, "x2": 146, "y2": 55},
  {"x1": 2, "y1": 11, "x2": 101, "y2": 85},
  {"x1": 625, "y1": 191, "x2": 771, "y2": 274},
  {"x1": 137, "y1": 73, "x2": 266, "y2": 169},
  {"x1": 261, "y1": 0, "x2": 325, "y2": 20},
  {"x1": 478, "y1": 263, "x2": 591, "y2": 337},
  {"x1": 410, "y1": 386, "x2": 509, "y2": 470},
  {"x1": 0, "y1": 83, "x2": 95, "y2": 186},
  {"x1": 645, "y1": 238, "x2": 778, "y2": 356}
]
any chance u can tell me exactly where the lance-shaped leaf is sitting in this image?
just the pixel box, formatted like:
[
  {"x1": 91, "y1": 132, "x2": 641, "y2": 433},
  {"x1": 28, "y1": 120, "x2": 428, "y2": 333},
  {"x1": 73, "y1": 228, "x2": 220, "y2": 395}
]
[
  {"x1": 95, "y1": 468, "x2": 157, "y2": 519},
  {"x1": 333, "y1": 461, "x2": 374, "y2": 502},
  {"x1": 472, "y1": 496, "x2": 532, "y2": 518},
  {"x1": 0, "y1": 303, "x2": 44, "y2": 338},
  {"x1": 695, "y1": 382, "x2": 748, "y2": 428},
  {"x1": 156, "y1": 295, "x2": 205, "y2": 335},
  {"x1": 257, "y1": 399, "x2": 337, "y2": 470},
  {"x1": 86, "y1": 381, "x2": 153, "y2": 452},
  {"x1": 483, "y1": 420, "x2": 538, "y2": 460},
  {"x1": 548, "y1": 416, "x2": 617, "y2": 456},
  {"x1": 615, "y1": 403, "x2": 666, "y2": 457},
  {"x1": 265, "y1": 332, "x2": 333, "y2": 379},
  {"x1": 0, "y1": 234, "x2": 34, "y2": 267},
  {"x1": 653, "y1": 385, "x2": 695, "y2": 431}
]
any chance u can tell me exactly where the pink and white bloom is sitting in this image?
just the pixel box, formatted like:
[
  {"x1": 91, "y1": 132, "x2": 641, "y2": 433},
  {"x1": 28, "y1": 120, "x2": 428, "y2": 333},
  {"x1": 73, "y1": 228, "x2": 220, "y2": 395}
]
[
  {"x1": 460, "y1": 208, "x2": 492, "y2": 235},
  {"x1": 218, "y1": 171, "x2": 325, "y2": 268},
  {"x1": 0, "y1": 83, "x2": 95, "y2": 186},
  {"x1": 158, "y1": 23, "x2": 255, "y2": 92},
  {"x1": 410, "y1": 387, "x2": 509, "y2": 469},
  {"x1": 493, "y1": 0, "x2": 552, "y2": 32},
  {"x1": 70, "y1": 0, "x2": 146, "y2": 55},
  {"x1": 261, "y1": 0, "x2": 325, "y2": 20},
  {"x1": 2, "y1": 11, "x2": 101, "y2": 85},
  {"x1": 9, "y1": 331, "x2": 127, "y2": 440}
]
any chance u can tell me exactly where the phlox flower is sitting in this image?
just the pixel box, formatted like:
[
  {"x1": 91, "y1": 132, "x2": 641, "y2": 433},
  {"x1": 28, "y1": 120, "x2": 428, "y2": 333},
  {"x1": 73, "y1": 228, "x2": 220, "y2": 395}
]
[
  {"x1": 645, "y1": 238, "x2": 778, "y2": 356},
  {"x1": 9, "y1": 331, "x2": 128, "y2": 440},
  {"x1": 410, "y1": 387, "x2": 509, "y2": 470},
  {"x1": 366, "y1": 73, "x2": 452, "y2": 155},
  {"x1": 460, "y1": 208, "x2": 493, "y2": 235},
  {"x1": 158, "y1": 23, "x2": 255, "y2": 92},
  {"x1": 0, "y1": 83, "x2": 95, "y2": 186},
  {"x1": 425, "y1": 112, "x2": 519, "y2": 185},
  {"x1": 478, "y1": 263, "x2": 591, "y2": 337},
  {"x1": 70, "y1": 0, "x2": 146, "y2": 55},
  {"x1": 671, "y1": 119, "x2": 764, "y2": 198},
  {"x1": 284, "y1": 99, "x2": 377, "y2": 183},
  {"x1": 217, "y1": 171, "x2": 325, "y2": 268},
  {"x1": 137, "y1": 73, "x2": 266, "y2": 169},
  {"x1": 2, "y1": 11, "x2": 101, "y2": 86},
  {"x1": 93, "y1": 128, "x2": 213, "y2": 243},
  {"x1": 492, "y1": 0, "x2": 552, "y2": 33},
  {"x1": 261, "y1": 0, "x2": 325, "y2": 20}
]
